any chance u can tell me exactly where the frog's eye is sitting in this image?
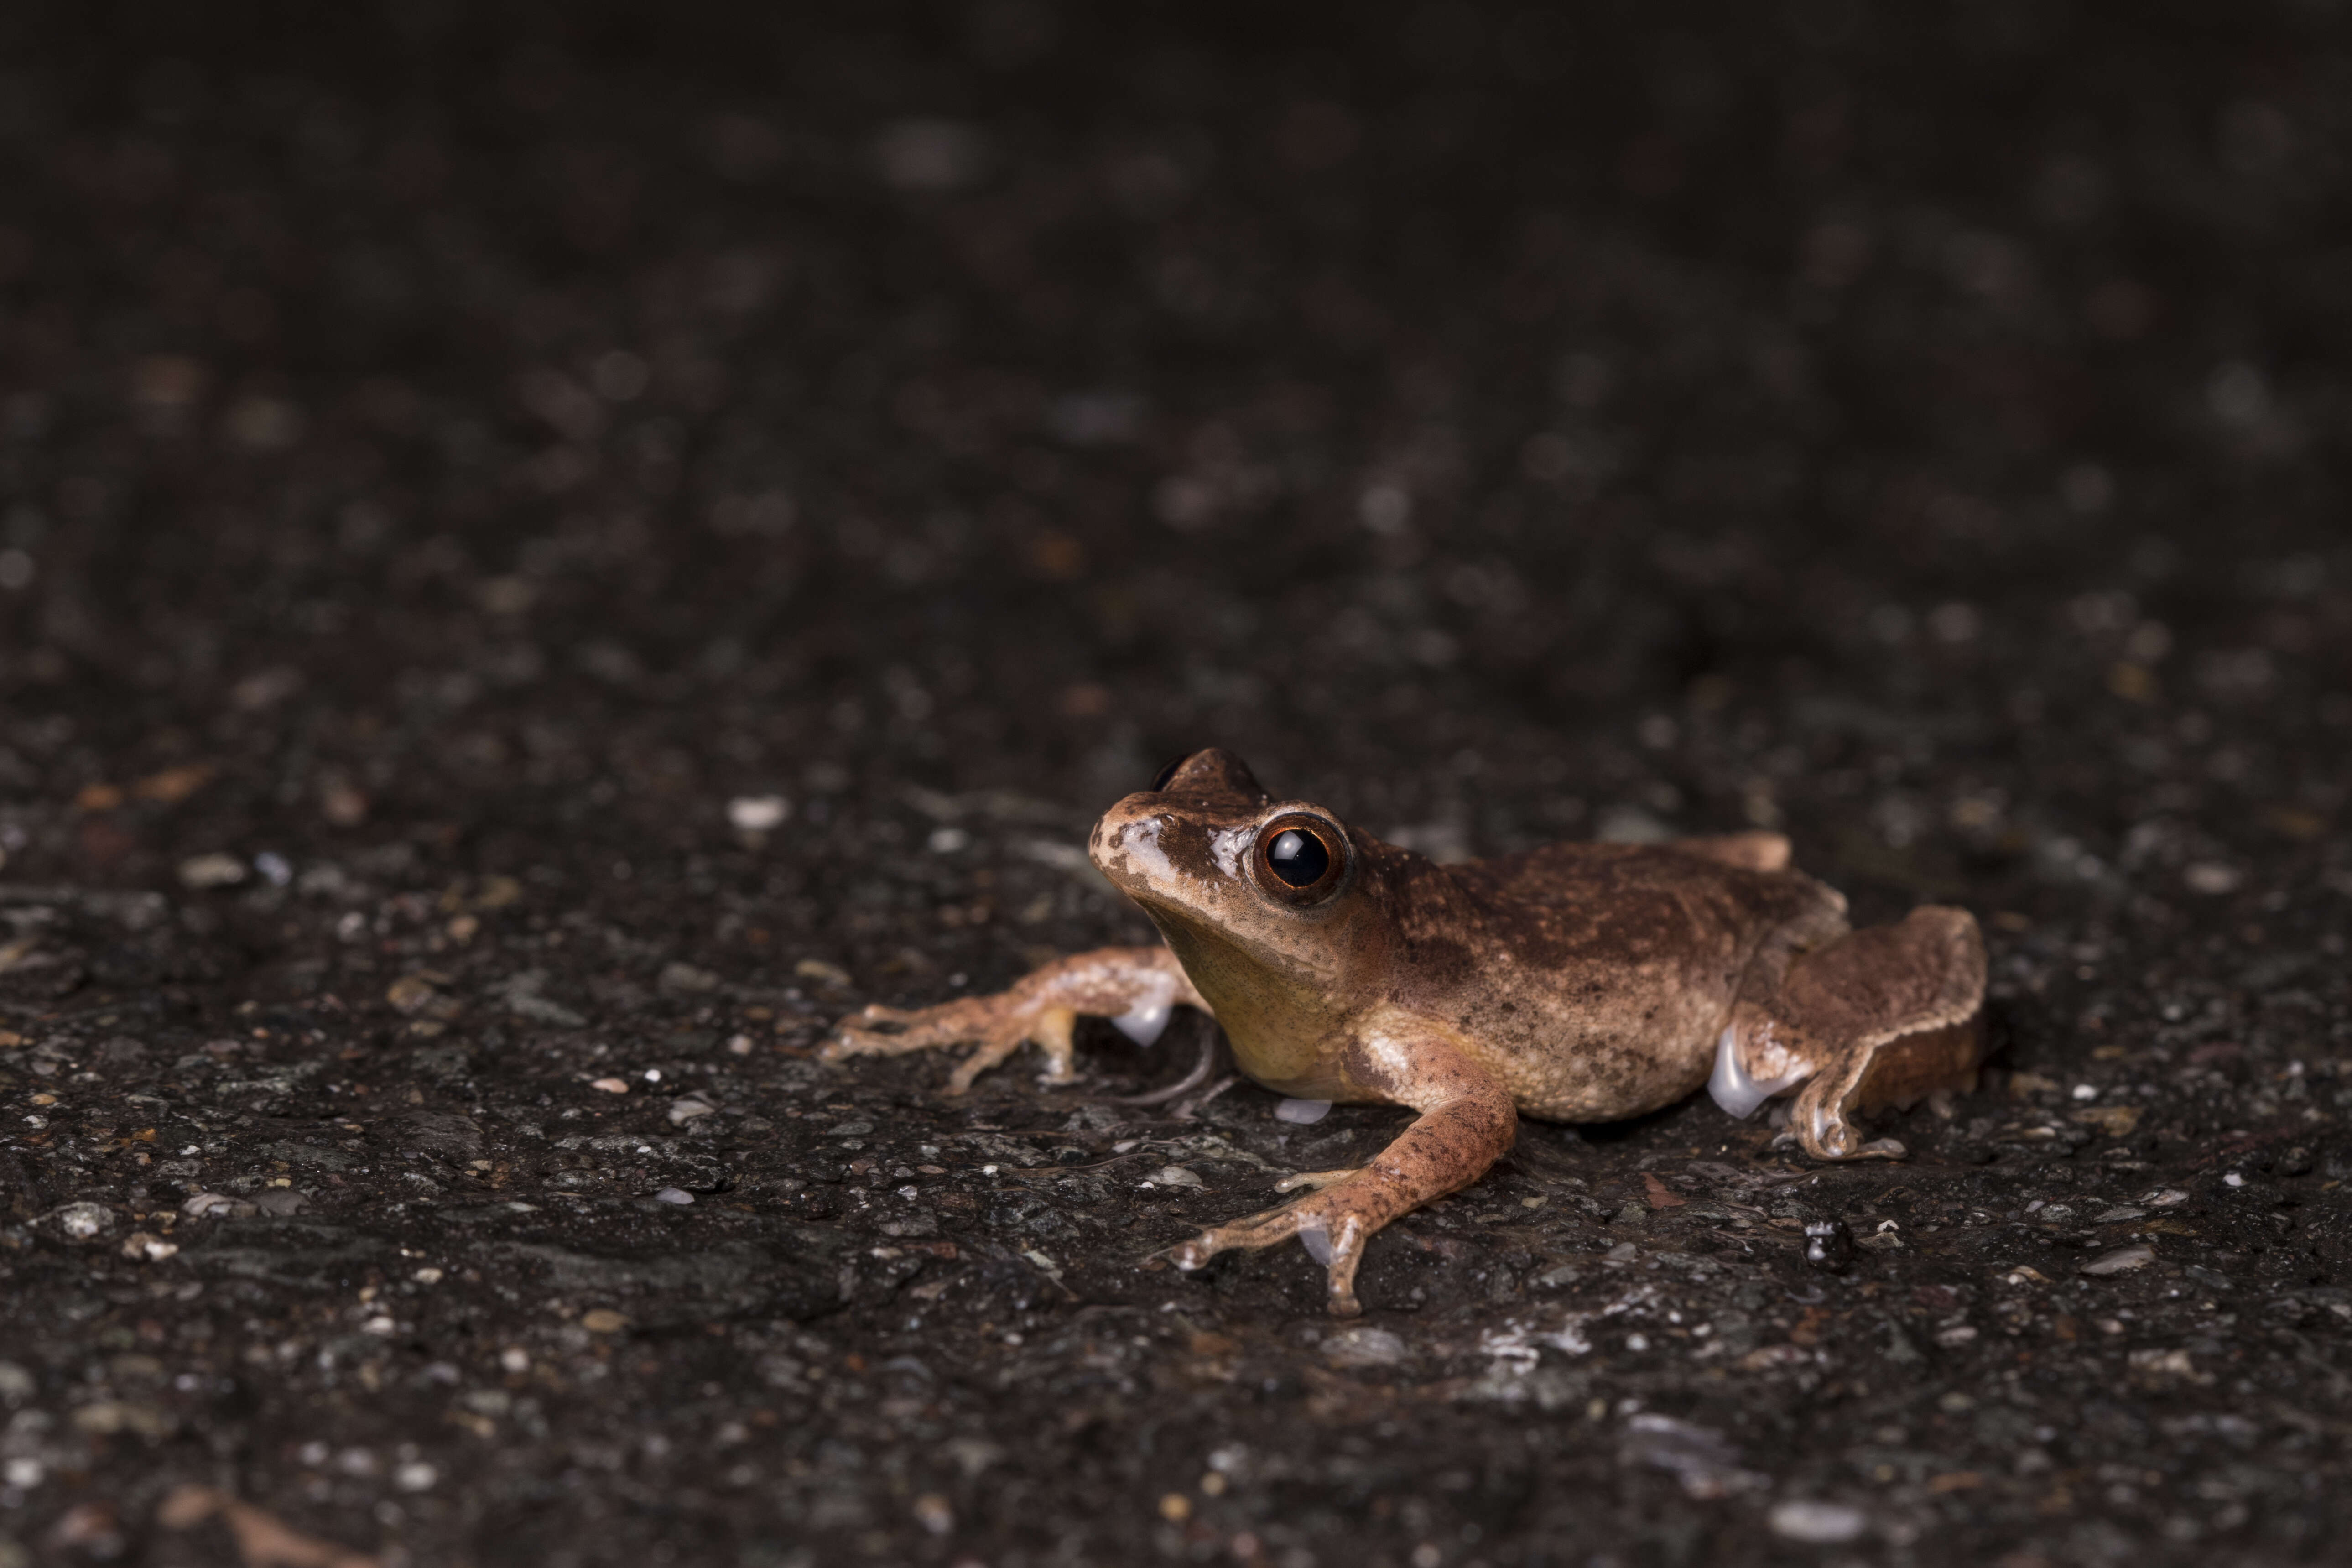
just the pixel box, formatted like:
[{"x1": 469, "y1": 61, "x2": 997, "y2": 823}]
[
  {"x1": 1254, "y1": 814, "x2": 1347, "y2": 904},
  {"x1": 1265, "y1": 829, "x2": 1327, "y2": 886}
]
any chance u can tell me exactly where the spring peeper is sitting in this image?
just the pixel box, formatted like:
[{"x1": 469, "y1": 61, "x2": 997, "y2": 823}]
[{"x1": 828, "y1": 750, "x2": 1985, "y2": 1315}]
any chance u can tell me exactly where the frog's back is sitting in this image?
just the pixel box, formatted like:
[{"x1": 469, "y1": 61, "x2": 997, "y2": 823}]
[
  {"x1": 1458, "y1": 839, "x2": 1847, "y2": 943},
  {"x1": 1376, "y1": 839, "x2": 1849, "y2": 1120}
]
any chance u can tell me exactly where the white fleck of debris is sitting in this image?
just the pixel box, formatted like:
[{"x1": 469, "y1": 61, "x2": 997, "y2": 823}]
[
  {"x1": 120, "y1": 1232, "x2": 177, "y2": 1261},
  {"x1": 253, "y1": 851, "x2": 293, "y2": 887},
  {"x1": 414, "y1": 1268, "x2": 444, "y2": 1284},
  {"x1": 655, "y1": 1188, "x2": 695, "y2": 1205},
  {"x1": 982, "y1": 1164, "x2": 999, "y2": 1176},
  {"x1": 2081, "y1": 1244, "x2": 2155, "y2": 1276},
  {"x1": 177, "y1": 853, "x2": 248, "y2": 889},
  {"x1": 1769, "y1": 1500, "x2": 1868, "y2": 1544},
  {"x1": 727, "y1": 1034, "x2": 755, "y2": 1055},
  {"x1": 2146, "y1": 1188, "x2": 2189, "y2": 1206},
  {"x1": 728, "y1": 795, "x2": 789, "y2": 833},
  {"x1": 361, "y1": 1316, "x2": 397, "y2": 1336},
  {"x1": 1275, "y1": 1099, "x2": 1331, "y2": 1125},
  {"x1": 183, "y1": 1193, "x2": 235, "y2": 1217},
  {"x1": 668, "y1": 1097, "x2": 716, "y2": 1125},
  {"x1": 2223, "y1": 1172, "x2": 2245, "y2": 1188},
  {"x1": 2183, "y1": 861, "x2": 2242, "y2": 895},
  {"x1": 927, "y1": 826, "x2": 970, "y2": 854},
  {"x1": 1146, "y1": 1166, "x2": 1204, "y2": 1189},
  {"x1": 589, "y1": 1078, "x2": 629, "y2": 1094},
  {"x1": 2071, "y1": 1083, "x2": 2098, "y2": 1100},
  {"x1": 500, "y1": 1349, "x2": 530, "y2": 1374},
  {"x1": 55, "y1": 1202, "x2": 112, "y2": 1240},
  {"x1": 395, "y1": 1462, "x2": 439, "y2": 1492},
  {"x1": 643, "y1": 1068, "x2": 662, "y2": 1083}
]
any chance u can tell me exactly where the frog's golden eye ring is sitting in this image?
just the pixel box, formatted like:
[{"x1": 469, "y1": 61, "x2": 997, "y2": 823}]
[{"x1": 1254, "y1": 813, "x2": 1348, "y2": 905}]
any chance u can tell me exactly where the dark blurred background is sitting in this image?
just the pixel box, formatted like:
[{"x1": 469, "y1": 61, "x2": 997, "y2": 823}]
[
  {"x1": 3, "y1": 0, "x2": 2343, "y2": 884},
  {"x1": 4, "y1": 4, "x2": 2352, "y2": 1565}
]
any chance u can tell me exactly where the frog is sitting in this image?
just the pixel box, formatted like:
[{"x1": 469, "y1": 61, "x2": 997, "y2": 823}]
[{"x1": 827, "y1": 748, "x2": 1986, "y2": 1315}]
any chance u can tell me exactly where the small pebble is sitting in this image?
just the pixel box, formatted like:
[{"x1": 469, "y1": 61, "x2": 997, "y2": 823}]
[
  {"x1": 1803, "y1": 1219, "x2": 1854, "y2": 1273},
  {"x1": 1323, "y1": 1327, "x2": 1408, "y2": 1368},
  {"x1": 580, "y1": 1309, "x2": 630, "y2": 1334},
  {"x1": 1768, "y1": 1500, "x2": 1868, "y2": 1544},
  {"x1": 589, "y1": 1078, "x2": 630, "y2": 1094},
  {"x1": 1145, "y1": 1166, "x2": 1204, "y2": 1189},
  {"x1": 1275, "y1": 1099, "x2": 1331, "y2": 1124},
  {"x1": 177, "y1": 853, "x2": 247, "y2": 890},
  {"x1": 54, "y1": 1202, "x2": 112, "y2": 1240},
  {"x1": 2081, "y1": 1243, "x2": 2155, "y2": 1276},
  {"x1": 654, "y1": 1188, "x2": 695, "y2": 1205},
  {"x1": 727, "y1": 795, "x2": 790, "y2": 832}
]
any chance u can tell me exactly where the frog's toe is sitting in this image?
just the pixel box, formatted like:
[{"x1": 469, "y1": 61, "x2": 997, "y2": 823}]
[
  {"x1": 1168, "y1": 1193, "x2": 1375, "y2": 1316},
  {"x1": 943, "y1": 1031, "x2": 1030, "y2": 1093},
  {"x1": 1274, "y1": 1167, "x2": 1363, "y2": 1194}
]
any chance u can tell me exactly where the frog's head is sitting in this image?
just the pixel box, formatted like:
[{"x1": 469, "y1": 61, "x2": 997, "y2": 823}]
[{"x1": 1088, "y1": 750, "x2": 1378, "y2": 1032}]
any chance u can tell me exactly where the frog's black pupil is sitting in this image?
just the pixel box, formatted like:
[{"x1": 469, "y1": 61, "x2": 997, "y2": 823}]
[
  {"x1": 1266, "y1": 828, "x2": 1329, "y2": 887},
  {"x1": 1150, "y1": 753, "x2": 1192, "y2": 792}
]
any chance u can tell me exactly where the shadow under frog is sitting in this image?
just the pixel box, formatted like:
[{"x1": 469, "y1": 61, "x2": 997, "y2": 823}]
[{"x1": 828, "y1": 749, "x2": 1986, "y2": 1316}]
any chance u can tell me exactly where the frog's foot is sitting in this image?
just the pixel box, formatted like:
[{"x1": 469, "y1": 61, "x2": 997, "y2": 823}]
[
  {"x1": 826, "y1": 946, "x2": 1207, "y2": 1093},
  {"x1": 1169, "y1": 1033, "x2": 1515, "y2": 1315},
  {"x1": 1167, "y1": 1181, "x2": 1388, "y2": 1316},
  {"x1": 1768, "y1": 906, "x2": 1988, "y2": 1162},
  {"x1": 826, "y1": 998, "x2": 1077, "y2": 1091}
]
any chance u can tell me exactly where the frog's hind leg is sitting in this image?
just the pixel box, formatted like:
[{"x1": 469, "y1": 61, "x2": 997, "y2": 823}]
[{"x1": 1743, "y1": 906, "x2": 1988, "y2": 1161}]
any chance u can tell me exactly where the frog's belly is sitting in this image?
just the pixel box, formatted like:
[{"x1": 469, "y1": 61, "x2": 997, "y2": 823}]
[{"x1": 1223, "y1": 987, "x2": 1733, "y2": 1123}]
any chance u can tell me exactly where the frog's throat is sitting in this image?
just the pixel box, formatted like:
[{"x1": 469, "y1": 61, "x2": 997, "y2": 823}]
[{"x1": 1141, "y1": 908, "x2": 1337, "y2": 1087}]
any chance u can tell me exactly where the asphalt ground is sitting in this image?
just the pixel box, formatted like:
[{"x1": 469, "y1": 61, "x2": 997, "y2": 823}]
[{"x1": 3, "y1": 3, "x2": 2351, "y2": 1565}]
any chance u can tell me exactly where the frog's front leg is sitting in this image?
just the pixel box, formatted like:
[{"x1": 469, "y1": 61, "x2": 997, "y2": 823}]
[
  {"x1": 1167, "y1": 1028, "x2": 1515, "y2": 1317},
  {"x1": 825, "y1": 946, "x2": 1207, "y2": 1093}
]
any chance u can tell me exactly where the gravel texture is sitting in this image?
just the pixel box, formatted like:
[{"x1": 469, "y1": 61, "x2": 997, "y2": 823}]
[{"x1": 4, "y1": 3, "x2": 2352, "y2": 1565}]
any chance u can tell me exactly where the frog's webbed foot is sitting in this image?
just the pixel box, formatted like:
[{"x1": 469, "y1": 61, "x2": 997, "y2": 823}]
[
  {"x1": 825, "y1": 946, "x2": 1206, "y2": 1093},
  {"x1": 1737, "y1": 906, "x2": 1988, "y2": 1162},
  {"x1": 1167, "y1": 1033, "x2": 1514, "y2": 1316}
]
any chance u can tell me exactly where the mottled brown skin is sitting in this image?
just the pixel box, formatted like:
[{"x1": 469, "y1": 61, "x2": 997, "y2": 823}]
[{"x1": 829, "y1": 749, "x2": 1988, "y2": 1315}]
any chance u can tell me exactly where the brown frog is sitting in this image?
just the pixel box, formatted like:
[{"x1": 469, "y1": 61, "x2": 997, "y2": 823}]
[{"x1": 827, "y1": 749, "x2": 1986, "y2": 1315}]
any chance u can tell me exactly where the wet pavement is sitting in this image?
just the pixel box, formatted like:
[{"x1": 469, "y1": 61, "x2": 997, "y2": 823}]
[{"x1": 3, "y1": 2, "x2": 2352, "y2": 1565}]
